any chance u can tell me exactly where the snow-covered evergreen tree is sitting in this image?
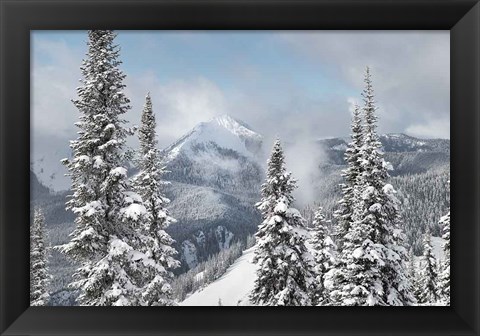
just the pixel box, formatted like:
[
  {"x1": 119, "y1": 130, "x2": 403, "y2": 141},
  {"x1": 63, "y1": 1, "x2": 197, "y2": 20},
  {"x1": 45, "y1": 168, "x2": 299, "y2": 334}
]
[
  {"x1": 310, "y1": 207, "x2": 336, "y2": 305},
  {"x1": 132, "y1": 93, "x2": 180, "y2": 306},
  {"x1": 381, "y1": 184, "x2": 416, "y2": 306},
  {"x1": 408, "y1": 247, "x2": 422, "y2": 303},
  {"x1": 250, "y1": 139, "x2": 316, "y2": 306},
  {"x1": 418, "y1": 228, "x2": 439, "y2": 304},
  {"x1": 327, "y1": 182, "x2": 387, "y2": 305},
  {"x1": 30, "y1": 208, "x2": 50, "y2": 306},
  {"x1": 335, "y1": 104, "x2": 363, "y2": 246},
  {"x1": 407, "y1": 248, "x2": 415, "y2": 282},
  {"x1": 393, "y1": 170, "x2": 450, "y2": 254},
  {"x1": 358, "y1": 67, "x2": 414, "y2": 306},
  {"x1": 437, "y1": 210, "x2": 450, "y2": 305},
  {"x1": 328, "y1": 67, "x2": 414, "y2": 306},
  {"x1": 58, "y1": 30, "x2": 151, "y2": 306}
]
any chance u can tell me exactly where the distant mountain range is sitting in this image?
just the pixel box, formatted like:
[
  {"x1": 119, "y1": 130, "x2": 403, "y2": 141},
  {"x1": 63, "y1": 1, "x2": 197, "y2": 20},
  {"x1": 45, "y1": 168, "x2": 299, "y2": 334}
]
[
  {"x1": 31, "y1": 115, "x2": 450, "y2": 304},
  {"x1": 318, "y1": 133, "x2": 449, "y2": 177}
]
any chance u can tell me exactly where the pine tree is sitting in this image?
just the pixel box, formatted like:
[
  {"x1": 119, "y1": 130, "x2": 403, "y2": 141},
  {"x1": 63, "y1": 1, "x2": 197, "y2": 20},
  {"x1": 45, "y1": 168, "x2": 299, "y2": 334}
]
[
  {"x1": 437, "y1": 210, "x2": 450, "y2": 305},
  {"x1": 335, "y1": 104, "x2": 363, "y2": 246},
  {"x1": 392, "y1": 170, "x2": 450, "y2": 254},
  {"x1": 250, "y1": 139, "x2": 315, "y2": 306},
  {"x1": 132, "y1": 93, "x2": 180, "y2": 306},
  {"x1": 328, "y1": 182, "x2": 386, "y2": 305},
  {"x1": 407, "y1": 248, "x2": 415, "y2": 285},
  {"x1": 381, "y1": 184, "x2": 416, "y2": 306},
  {"x1": 418, "y1": 228, "x2": 439, "y2": 304},
  {"x1": 408, "y1": 247, "x2": 422, "y2": 304},
  {"x1": 310, "y1": 207, "x2": 337, "y2": 305},
  {"x1": 329, "y1": 67, "x2": 414, "y2": 306},
  {"x1": 30, "y1": 208, "x2": 50, "y2": 306},
  {"x1": 58, "y1": 30, "x2": 151, "y2": 306},
  {"x1": 359, "y1": 67, "x2": 414, "y2": 306}
]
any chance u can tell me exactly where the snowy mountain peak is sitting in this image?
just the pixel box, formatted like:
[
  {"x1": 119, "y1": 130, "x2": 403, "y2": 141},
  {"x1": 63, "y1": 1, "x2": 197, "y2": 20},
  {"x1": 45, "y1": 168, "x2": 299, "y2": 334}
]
[
  {"x1": 164, "y1": 115, "x2": 263, "y2": 160},
  {"x1": 210, "y1": 114, "x2": 261, "y2": 141}
]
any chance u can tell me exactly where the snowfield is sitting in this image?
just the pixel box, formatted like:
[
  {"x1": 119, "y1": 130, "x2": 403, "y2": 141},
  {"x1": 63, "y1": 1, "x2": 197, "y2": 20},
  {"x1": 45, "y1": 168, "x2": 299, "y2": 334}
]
[
  {"x1": 180, "y1": 247, "x2": 258, "y2": 306},
  {"x1": 431, "y1": 236, "x2": 447, "y2": 260}
]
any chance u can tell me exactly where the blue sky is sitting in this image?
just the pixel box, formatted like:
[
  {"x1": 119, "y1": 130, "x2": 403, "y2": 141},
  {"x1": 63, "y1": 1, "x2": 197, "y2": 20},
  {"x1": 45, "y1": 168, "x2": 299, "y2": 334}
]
[
  {"x1": 33, "y1": 31, "x2": 349, "y2": 92},
  {"x1": 31, "y1": 30, "x2": 449, "y2": 152},
  {"x1": 32, "y1": 31, "x2": 353, "y2": 114}
]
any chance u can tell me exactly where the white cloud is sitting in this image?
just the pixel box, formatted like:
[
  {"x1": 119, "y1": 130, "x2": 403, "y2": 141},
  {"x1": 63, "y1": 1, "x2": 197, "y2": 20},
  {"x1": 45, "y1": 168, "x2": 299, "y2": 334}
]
[
  {"x1": 285, "y1": 139, "x2": 326, "y2": 207},
  {"x1": 31, "y1": 36, "x2": 229, "y2": 150},
  {"x1": 405, "y1": 117, "x2": 450, "y2": 139},
  {"x1": 125, "y1": 74, "x2": 227, "y2": 148},
  {"x1": 279, "y1": 31, "x2": 450, "y2": 138}
]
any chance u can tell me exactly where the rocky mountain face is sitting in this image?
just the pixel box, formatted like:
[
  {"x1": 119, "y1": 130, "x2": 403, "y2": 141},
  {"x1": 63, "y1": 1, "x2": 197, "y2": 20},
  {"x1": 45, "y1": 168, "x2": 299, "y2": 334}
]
[{"x1": 31, "y1": 115, "x2": 450, "y2": 303}]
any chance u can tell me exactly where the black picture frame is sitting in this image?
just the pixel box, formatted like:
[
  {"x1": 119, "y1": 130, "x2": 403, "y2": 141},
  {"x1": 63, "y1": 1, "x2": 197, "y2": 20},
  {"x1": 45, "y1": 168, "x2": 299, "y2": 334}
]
[{"x1": 1, "y1": 0, "x2": 479, "y2": 335}]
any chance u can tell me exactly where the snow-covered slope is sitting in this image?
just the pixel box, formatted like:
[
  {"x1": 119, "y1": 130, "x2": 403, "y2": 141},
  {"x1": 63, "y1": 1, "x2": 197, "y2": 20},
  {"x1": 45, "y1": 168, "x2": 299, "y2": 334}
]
[
  {"x1": 182, "y1": 237, "x2": 447, "y2": 306},
  {"x1": 181, "y1": 247, "x2": 257, "y2": 306},
  {"x1": 431, "y1": 236, "x2": 447, "y2": 260}
]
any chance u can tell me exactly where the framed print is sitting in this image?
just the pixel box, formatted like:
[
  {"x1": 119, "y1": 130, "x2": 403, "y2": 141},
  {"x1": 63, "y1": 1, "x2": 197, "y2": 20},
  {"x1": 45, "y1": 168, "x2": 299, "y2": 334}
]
[{"x1": 1, "y1": 0, "x2": 479, "y2": 335}]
